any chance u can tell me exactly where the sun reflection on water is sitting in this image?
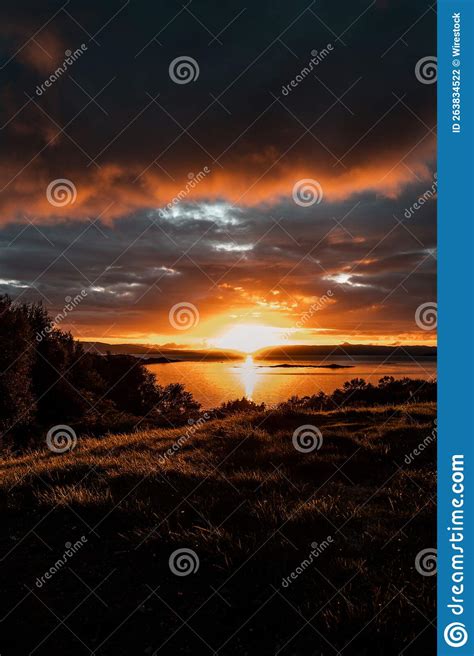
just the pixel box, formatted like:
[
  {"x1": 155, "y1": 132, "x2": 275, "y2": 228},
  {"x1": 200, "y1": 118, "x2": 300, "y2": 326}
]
[{"x1": 239, "y1": 355, "x2": 257, "y2": 399}]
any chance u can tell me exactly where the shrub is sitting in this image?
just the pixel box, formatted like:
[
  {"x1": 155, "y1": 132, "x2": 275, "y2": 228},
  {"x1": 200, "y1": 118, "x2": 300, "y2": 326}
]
[
  {"x1": 0, "y1": 296, "x2": 36, "y2": 438},
  {"x1": 213, "y1": 397, "x2": 266, "y2": 418},
  {"x1": 0, "y1": 296, "x2": 201, "y2": 448}
]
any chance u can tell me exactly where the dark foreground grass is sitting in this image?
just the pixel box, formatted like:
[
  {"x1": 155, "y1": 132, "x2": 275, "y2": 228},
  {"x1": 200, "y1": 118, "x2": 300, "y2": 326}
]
[{"x1": 0, "y1": 403, "x2": 436, "y2": 655}]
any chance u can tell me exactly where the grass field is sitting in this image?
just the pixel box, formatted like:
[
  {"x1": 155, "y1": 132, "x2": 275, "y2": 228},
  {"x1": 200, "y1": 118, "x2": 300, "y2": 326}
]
[{"x1": 0, "y1": 402, "x2": 436, "y2": 655}]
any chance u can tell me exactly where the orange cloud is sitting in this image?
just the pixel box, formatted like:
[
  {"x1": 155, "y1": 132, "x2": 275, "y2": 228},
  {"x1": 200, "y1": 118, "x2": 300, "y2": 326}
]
[{"x1": 0, "y1": 133, "x2": 435, "y2": 224}]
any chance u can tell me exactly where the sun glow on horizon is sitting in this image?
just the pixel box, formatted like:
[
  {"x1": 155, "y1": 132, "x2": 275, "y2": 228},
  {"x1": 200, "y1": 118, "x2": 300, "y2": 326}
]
[{"x1": 212, "y1": 323, "x2": 286, "y2": 354}]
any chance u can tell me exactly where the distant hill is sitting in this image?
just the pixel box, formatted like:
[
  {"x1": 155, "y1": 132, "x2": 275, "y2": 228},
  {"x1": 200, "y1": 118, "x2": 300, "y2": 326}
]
[
  {"x1": 256, "y1": 344, "x2": 437, "y2": 360},
  {"x1": 80, "y1": 341, "x2": 436, "y2": 362},
  {"x1": 80, "y1": 341, "x2": 242, "y2": 361}
]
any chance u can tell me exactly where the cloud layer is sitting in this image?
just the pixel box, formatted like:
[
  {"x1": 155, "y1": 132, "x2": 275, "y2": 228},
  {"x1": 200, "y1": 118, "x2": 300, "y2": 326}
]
[{"x1": 0, "y1": 0, "x2": 436, "y2": 221}]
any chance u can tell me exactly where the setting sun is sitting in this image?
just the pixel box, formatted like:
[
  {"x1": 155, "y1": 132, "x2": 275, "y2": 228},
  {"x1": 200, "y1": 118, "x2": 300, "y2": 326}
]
[{"x1": 213, "y1": 323, "x2": 285, "y2": 354}]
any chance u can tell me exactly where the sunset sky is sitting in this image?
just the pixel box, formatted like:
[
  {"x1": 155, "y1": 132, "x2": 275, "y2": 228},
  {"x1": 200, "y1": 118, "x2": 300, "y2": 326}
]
[{"x1": 0, "y1": 0, "x2": 436, "y2": 349}]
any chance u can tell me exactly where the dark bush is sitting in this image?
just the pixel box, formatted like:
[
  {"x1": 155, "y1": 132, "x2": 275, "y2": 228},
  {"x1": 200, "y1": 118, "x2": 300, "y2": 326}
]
[
  {"x1": 0, "y1": 296, "x2": 36, "y2": 437},
  {"x1": 213, "y1": 397, "x2": 266, "y2": 418},
  {"x1": 0, "y1": 296, "x2": 201, "y2": 449},
  {"x1": 277, "y1": 375, "x2": 436, "y2": 412}
]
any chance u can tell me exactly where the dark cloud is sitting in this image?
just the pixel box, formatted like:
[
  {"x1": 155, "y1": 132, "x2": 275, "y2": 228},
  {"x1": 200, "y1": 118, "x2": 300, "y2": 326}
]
[
  {"x1": 0, "y1": 181, "x2": 436, "y2": 340},
  {"x1": 0, "y1": 0, "x2": 436, "y2": 220}
]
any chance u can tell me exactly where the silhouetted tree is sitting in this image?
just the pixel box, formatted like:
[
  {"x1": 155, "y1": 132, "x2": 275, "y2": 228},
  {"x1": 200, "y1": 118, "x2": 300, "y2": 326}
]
[
  {"x1": 0, "y1": 296, "x2": 36, "y2": 442},
  {"x1": 0, "y1": 297, "x2": 202, "y2": 449}
]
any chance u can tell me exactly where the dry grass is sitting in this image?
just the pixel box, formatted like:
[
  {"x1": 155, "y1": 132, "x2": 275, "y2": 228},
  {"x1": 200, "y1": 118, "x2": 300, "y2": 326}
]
[{"x1": 0, "y1": 403, "x2": 436, "y2": 655}]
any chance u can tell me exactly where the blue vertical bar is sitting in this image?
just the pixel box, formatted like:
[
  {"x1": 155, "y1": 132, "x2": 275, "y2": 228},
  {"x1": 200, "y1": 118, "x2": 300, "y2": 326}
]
[{"x1": 438, "y1": 0, "x2": 474, "y2": 653}]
